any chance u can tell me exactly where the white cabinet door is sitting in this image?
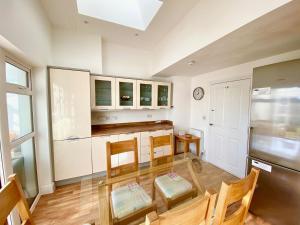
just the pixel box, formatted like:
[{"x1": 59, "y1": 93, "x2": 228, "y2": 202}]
[
  {"x1": 91, "y1": 76, "x2": 116, "y2": 110},
  {"x1": 118, "y1": 133, "x2": 140, "y2": 166},
  {"x1": 91, "y1": 136, "x2": 109, "y2": 173},
  {"x1": 154, "y1": 82, "x2": 171, "y2": 109},
  {"x1": 137, "y1": 80, "x2": 155, "y2": 109},
  {"x1": 162, "y1": 129, "x2": 174, "y2": 155},
  {"x1": 53, "y1": 138, "x2": 92, "y2": 181},
  {"x1": 109, "y1": 135, "x2": 119, "y2": 168},
  {"x1": 50, "y1": 68, "x2": 91, "y2": 140},
  {"x1": 116, "y1": 78, "x2": 137, "y2": 109}
]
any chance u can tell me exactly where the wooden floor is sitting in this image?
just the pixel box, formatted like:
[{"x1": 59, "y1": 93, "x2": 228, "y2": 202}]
[{"x1": 33, "y1": 160, "x2": 269, "y2": 225}]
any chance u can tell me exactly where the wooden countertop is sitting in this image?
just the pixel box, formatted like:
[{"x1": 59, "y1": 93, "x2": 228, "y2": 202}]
[{"x1": 92, "y1": 120, "x2": 173, "y2": 137}]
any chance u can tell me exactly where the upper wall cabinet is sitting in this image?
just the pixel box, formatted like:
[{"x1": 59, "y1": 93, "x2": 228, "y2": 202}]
[
  {"x1": 116, "y1": 78, "x2": 137, "y2": 109},
  {"x1": 91, "y1": 76, "x2": 116, "y2": 110},
  {"x1": 137, "y1": 80, "x2": 155, "y2": 109},
  {"x1": 155, "y1": 82, "x2": 171, "y2": 109}
]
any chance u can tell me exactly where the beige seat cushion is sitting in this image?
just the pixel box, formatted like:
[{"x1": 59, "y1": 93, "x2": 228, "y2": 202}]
[
  {"x1": 111, "y1": 182, "x2": 152, "y2": 219},
  {"x1": 155, "y1": 173, "x2": 193, "y2": 200}
]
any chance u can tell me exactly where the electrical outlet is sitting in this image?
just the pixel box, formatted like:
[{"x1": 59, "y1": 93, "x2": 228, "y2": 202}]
[{"x1": 147, "y1": 114, "x2": 152, "y2": 118}]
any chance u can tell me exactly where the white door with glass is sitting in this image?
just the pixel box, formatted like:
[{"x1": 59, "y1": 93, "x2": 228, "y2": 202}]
[
  {"x1": 116, "y1": 78, "x2": 137, "y2": 109},
  {"x1": 137, "y1": 80, "x2": 154, "y2": 109},
  {"x1": 91, "y1": 76, "x2": 116, "y2": 110},
  {"x1": 0, "y1": 58, "x2": 39, "y2": 208},
  {"x1": 209, "y1": 79, "x2": 251, "y2": 178},
  {"x1": 154, "y1": 82, "x2": 171, "y2": 109}
]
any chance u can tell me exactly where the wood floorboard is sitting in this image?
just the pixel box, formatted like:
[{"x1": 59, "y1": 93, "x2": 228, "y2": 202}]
[{"x1": 32, "y1": 159, "x2": 269, "y2": 225}]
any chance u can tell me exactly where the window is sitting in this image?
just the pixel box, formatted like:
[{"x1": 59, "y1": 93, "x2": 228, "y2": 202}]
[{"x1": 4, "y1": 59, "x2": 38, "y2": 207}]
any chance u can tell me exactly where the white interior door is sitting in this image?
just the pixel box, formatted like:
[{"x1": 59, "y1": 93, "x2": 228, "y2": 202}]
[{"x1": 209, "y1": 79, "x2": 251, "y2": 178}]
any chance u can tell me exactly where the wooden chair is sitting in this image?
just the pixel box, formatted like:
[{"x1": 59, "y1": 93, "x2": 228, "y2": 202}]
[
  {"x1": 0, "y1": 174, "x2": 35, "y2": 225},
  {"x1": 144, "y1": 190, "x2": 217, "y2": 225},
  {"x1": 106, "y1": 138, "x2": 156, "y2": 225},
  {"x1": 213, "y1": 168, "x2": 260, "y2": 225},
  {"x1": 150, "y1": 134, "x2": 197, "y2": 209}
]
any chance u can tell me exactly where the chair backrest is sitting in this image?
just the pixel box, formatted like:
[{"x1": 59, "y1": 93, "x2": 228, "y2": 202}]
[
  {"x1": 213, "y1": 168, "x2": 260, "y2": 225},
  {"x1": 149, "y1": 134, "x2": 174, "y2": 167},
  {"x1": 0, "y1": 174, "x2": 35, "y2": 225},
  {"x1": 106, "y1": 137, "x2": 139, "y2": 178},
  {"x1": 145, "y1": 190, "x2": 216, "y2": 225}
]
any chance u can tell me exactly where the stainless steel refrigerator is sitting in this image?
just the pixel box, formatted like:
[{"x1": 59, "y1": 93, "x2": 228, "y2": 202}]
[{"x1": 248, "y1": 59, "x2": 300, "y2": 225}]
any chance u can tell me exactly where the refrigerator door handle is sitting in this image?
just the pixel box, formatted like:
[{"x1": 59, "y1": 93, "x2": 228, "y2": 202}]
[{"x1": 66, "y1": 136, "x2": 80, "y2": 141}]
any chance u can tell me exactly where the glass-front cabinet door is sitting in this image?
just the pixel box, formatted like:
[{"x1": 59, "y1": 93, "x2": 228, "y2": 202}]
[
  {"x1": 116, "y1": 78, "x2": 137, "y2": 109},
  {"x1": 155, "y1": 82, "x2": 171, "y2": 108},
  {"x1": 137, "y1": 80, "x2": 154, "y2": 109},
  {"x1": 91, "y1": 76, "x2": 116, "y2": 110}
]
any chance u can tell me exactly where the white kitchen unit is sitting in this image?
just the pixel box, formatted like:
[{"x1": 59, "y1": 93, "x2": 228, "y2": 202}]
[
  {"x1": 53, "y1": 138, "x2": 92, "y2": 181},
  {"x1": 49, "y1": 68, "x2": 92, "y2": 181},
  {"x1": 91, "y1": 133, "x2": 140, "y2": 173},
  {"x1": 91, "y1": 75, "x2": 116, "y2": 110},
  {"x1": 116, "y1": 78, "x2": 137, "y2": 109},
  {"x1": 139, "y1": 129, "x2": 173, "y2": 163},
  {"x1": 154, "y1": 82, "x2": 172, "y2": 109},
  {"x1": 136, "y1": 80, "x2": 155, "y2": 109}
]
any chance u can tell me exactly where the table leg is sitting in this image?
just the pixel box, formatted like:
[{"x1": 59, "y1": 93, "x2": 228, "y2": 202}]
[
  {"x1": 196, "y1": 140, "x2": 200, "y2": 157},
  {"x1": 98, "y1": 182, "x2": 112, "y2": 225}
]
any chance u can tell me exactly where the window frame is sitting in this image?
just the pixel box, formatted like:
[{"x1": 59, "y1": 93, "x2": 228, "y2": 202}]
[{"x1": 5, "y1": 57, "x2": 35, "y2": 148}]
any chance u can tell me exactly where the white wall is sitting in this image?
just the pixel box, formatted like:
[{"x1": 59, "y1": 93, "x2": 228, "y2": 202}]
[
  {"x1": 0, "y1": 0, "x2": 52, "y2": 66},
  {"x1": 168, "y1": 76, "x2": 191, "y2": 133},
  {"x1": 32, "y1": 67, "x2": 54, "y2": 194},
  {"x1": 190, "y1": 49, "x2": 300, "y2": 160},
  {"x1": 52, "y1": 28, "x2": 103, "y2": 74},
  {"x1": 92, "y1": 109, "x2": 168, "y2": 125},
  {"x1": 102, "y1": 41, "x2": 152, "y2": 77},
  {"x1": 152, "y1": 0, "x2": 291, "y2": 74}
]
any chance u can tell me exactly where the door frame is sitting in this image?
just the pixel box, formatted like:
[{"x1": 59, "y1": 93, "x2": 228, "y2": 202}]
[
  {"x1": 208, "y1": 77, "x2": 252, "y2": 177},
  {"x1": 0, "y1": 49, "x2": 41, "y2": 224}
]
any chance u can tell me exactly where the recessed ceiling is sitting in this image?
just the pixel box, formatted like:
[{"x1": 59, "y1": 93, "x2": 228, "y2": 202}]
[
  {"x1": 76, "y1": 0, "x2": 163, "y2": 30},
  {"x1": 40, "y1": 0, "x2": 200, "y2": 50},
  {"x1": 155, "y1": 0, "x2": 300, "y2": 77}
]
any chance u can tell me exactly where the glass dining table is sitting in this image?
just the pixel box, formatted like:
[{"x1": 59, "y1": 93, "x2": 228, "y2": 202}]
[{"x1": 97, "y1": 153, "x2": 237, "y2": 225}]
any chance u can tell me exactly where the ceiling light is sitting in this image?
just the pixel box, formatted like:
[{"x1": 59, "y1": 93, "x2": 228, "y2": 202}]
[{"x1": 187, "y1": 60, "x2": 196, "y2": 66}]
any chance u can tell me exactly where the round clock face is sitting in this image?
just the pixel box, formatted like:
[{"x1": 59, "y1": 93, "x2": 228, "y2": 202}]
[{"x1": 193, "y1": 87, "x2": 205, "y2": 100}]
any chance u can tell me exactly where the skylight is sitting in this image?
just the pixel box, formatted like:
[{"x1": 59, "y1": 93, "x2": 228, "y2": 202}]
[{"x1": 76, "y1": 0, "x2": 163, "y2": 31}]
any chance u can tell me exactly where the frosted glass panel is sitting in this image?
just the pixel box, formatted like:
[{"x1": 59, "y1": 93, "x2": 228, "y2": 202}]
[
  {"x1": 6, "y1": 93, "x2": 33, "y2": 141},
  {"x1": 140, "y1": 83, "x2": 152, "y2": 106},
  {"x1": 95, "y1": 80, "x2": 112, "y2": 106},
  {"x1": 119, "y1": 82, "x2": 133, "y2": 106},
  {"x1": 5, "y1": 62, "x2": 28, "y2": 87},
  {"x1": 11, "y1": 138, "x2": 38, "y2": 206},
  {"x1": 157, "y1": 85, "x2": 169, "y2": 106}
]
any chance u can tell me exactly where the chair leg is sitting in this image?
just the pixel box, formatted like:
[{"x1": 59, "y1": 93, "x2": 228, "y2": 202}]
[{"x1": 152, "y1": 181, "x2": 156, "y2": 200}]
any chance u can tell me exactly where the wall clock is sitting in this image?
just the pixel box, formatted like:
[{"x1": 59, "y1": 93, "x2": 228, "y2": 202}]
[{"x1": 193, "y1": 87, "x2": 205, "y2": 100}]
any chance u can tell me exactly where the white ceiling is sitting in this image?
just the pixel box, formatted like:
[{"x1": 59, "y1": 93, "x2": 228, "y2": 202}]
[
  {"x1": 40, "y1": 0, "x2": 200, "y2": 50},
  {"x1": 156, "y1": 0, "x2": 300, "y2": 76}
]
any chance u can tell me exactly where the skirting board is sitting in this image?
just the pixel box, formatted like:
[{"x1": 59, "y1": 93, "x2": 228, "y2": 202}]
[{"x1": 39, "y1": 182, "x2": 55, "y2": 195}]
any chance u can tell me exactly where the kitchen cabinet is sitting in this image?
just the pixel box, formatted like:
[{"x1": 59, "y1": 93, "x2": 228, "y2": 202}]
[
  {"x1": 91, "y1": 76, "x2": 116, "y2": 110},
  {"x1": 139, "y1": 129, "x2": 173, "y2": 163},
  {"x1": 154, "y1": 82, "x2": 171, "y2": 109},
  {"x1": 116, "y1": 78, "x2": 137, "y2": 109},
  {"x1": 137, "y1": 80, "x2": 155, "y2": 109},
  {"x1": 50, "y1": 68, "x2": 92, "y2": 181},
  {"x1": 91, "y1": 133, "x2": 140, "y2": 173},
  {"x1": 53, "y1": 138, "x2": 92, "y2": 181}
]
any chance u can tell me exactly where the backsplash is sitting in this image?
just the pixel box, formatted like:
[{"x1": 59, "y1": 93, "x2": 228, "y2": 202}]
[{"x1": 91, "y1": 109, "x2": 170, "y2": 125}]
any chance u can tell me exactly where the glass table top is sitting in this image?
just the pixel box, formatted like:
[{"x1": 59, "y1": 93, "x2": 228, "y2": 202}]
[{"x1": 97, "y1": 153, "x2": 237, "y2": 225}]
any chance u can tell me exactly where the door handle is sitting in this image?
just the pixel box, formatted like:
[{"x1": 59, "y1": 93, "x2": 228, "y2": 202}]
[{"x1": 209, "y1": 123, "x2": 214, "y2": 126}]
